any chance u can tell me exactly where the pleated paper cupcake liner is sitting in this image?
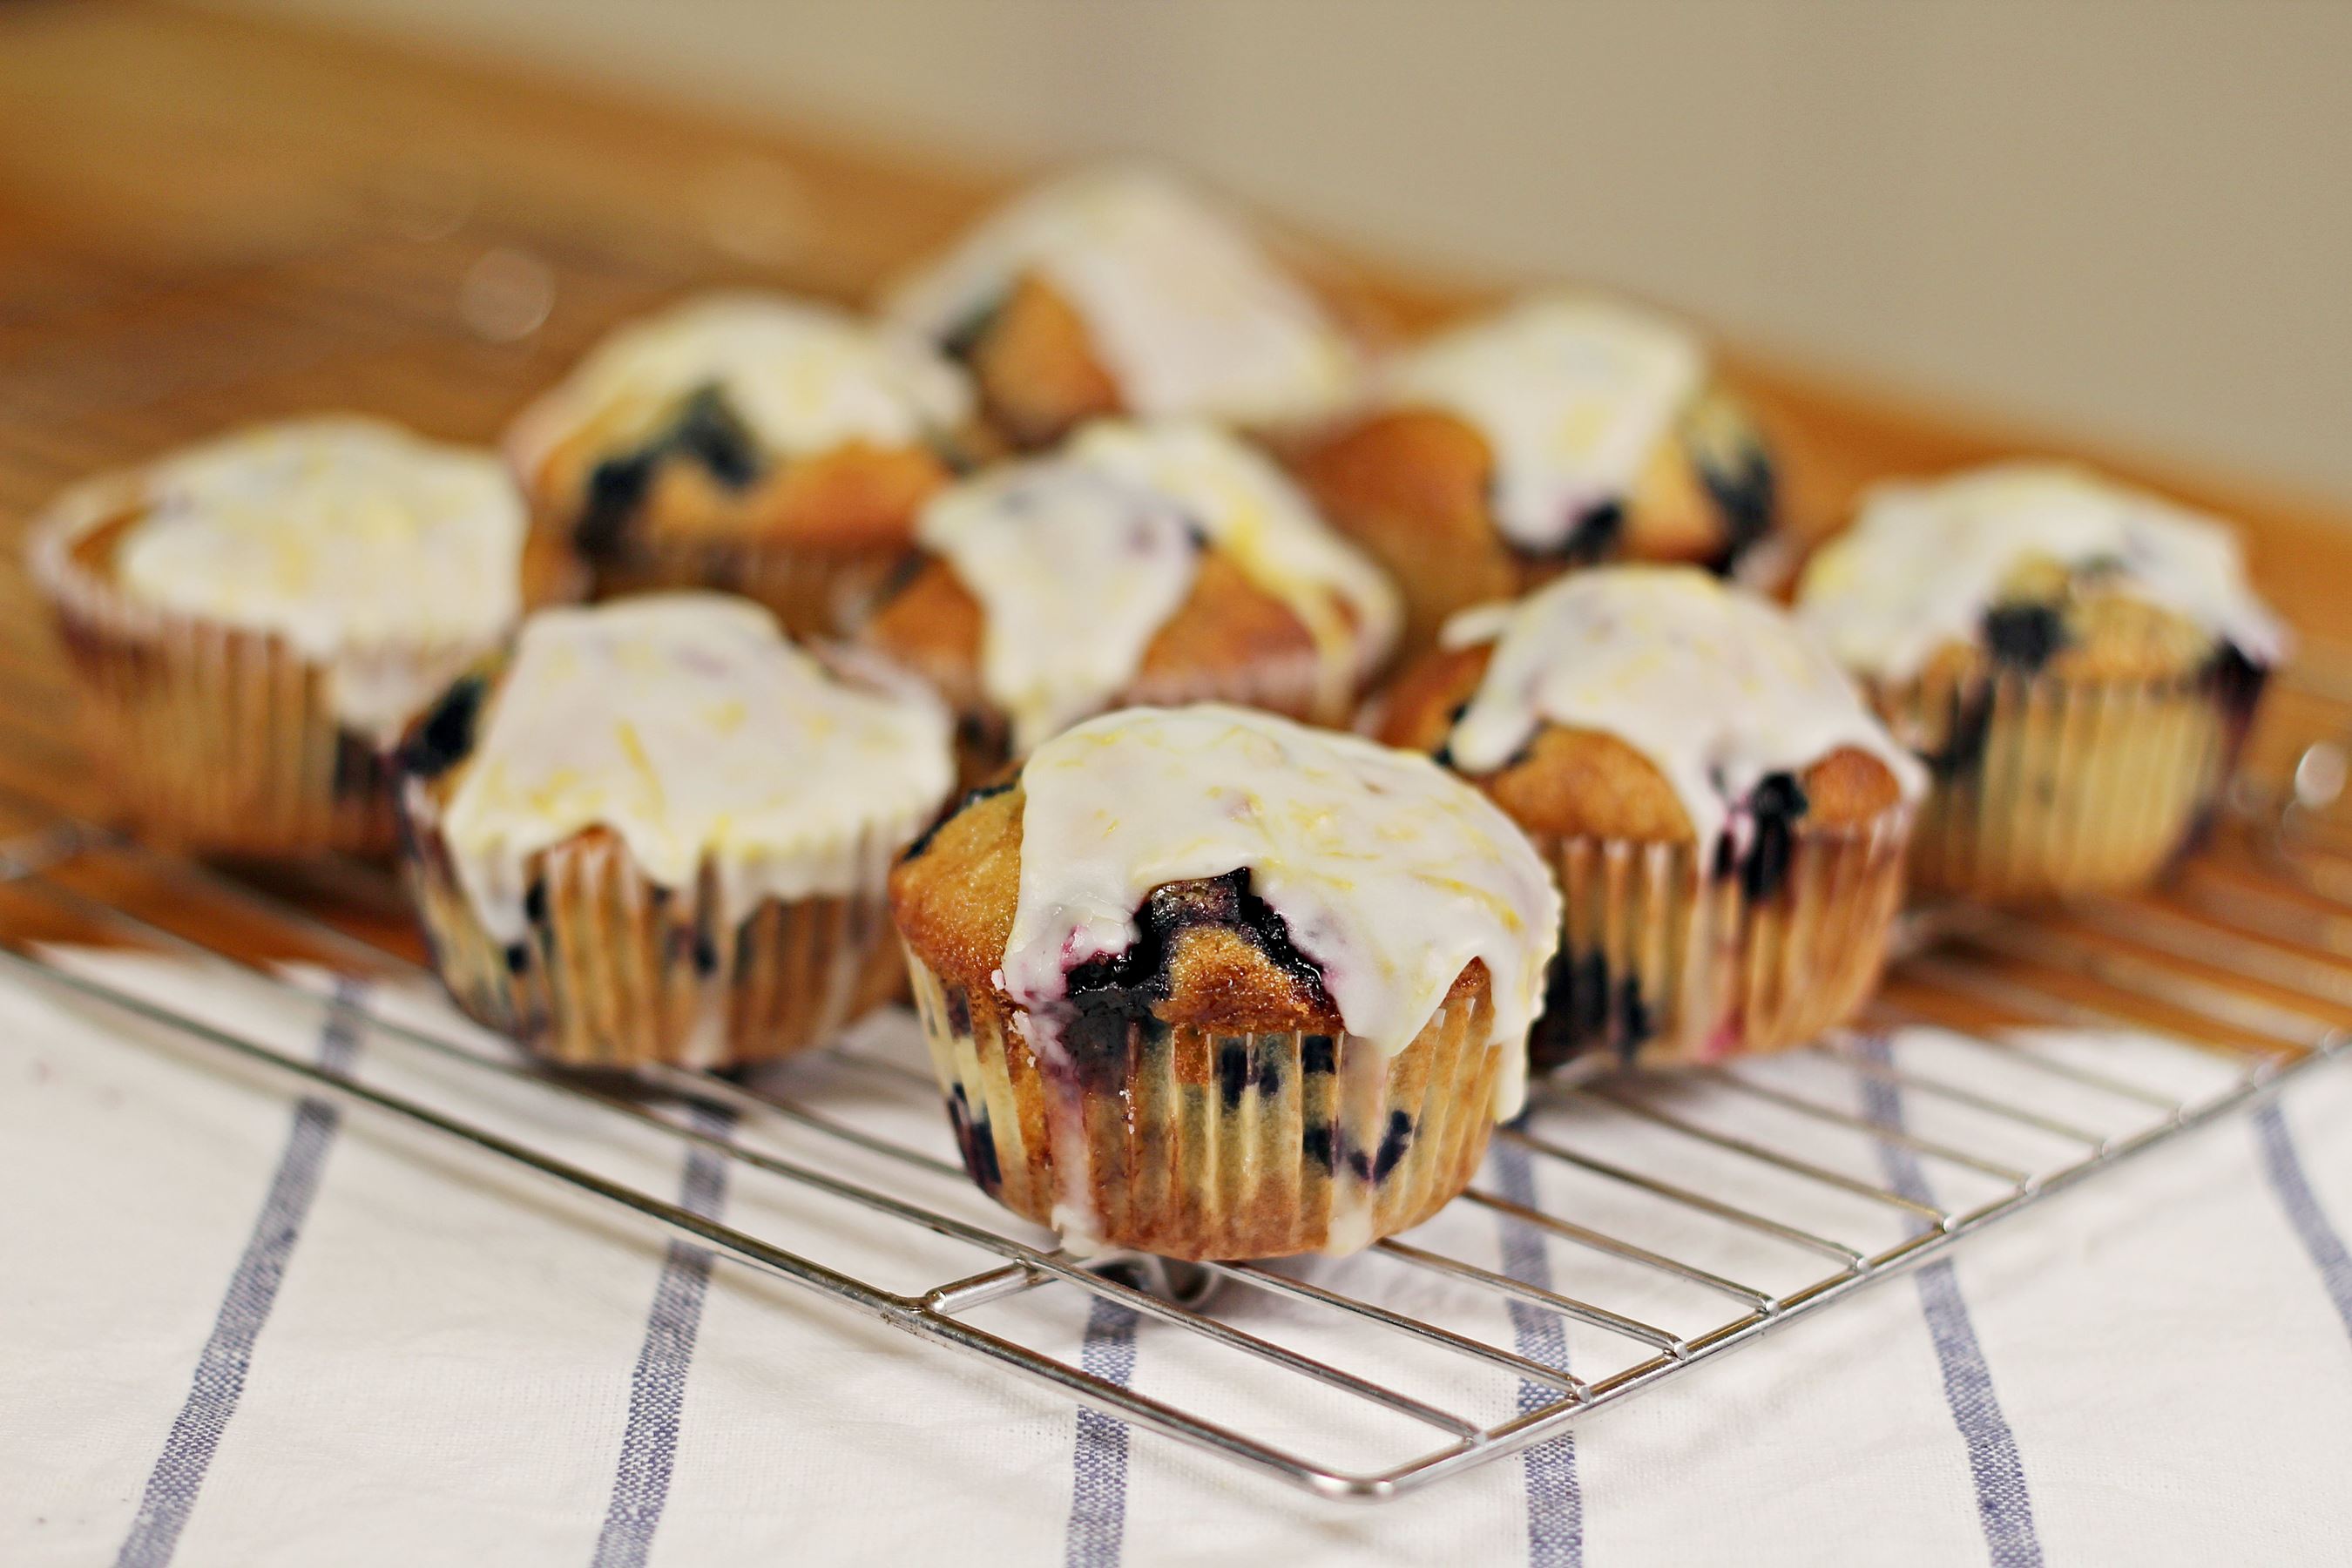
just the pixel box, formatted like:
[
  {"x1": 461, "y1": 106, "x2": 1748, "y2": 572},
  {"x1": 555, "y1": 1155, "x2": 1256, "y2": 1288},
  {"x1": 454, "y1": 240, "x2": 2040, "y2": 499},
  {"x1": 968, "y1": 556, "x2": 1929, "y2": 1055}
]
[
  {"x1": 904, "y1": 955, "x2": 1504, "y2": 1260},
  {"x1": 582, "y1": 531, "x2": 907, "y2": 640},
  {"x1": 1872, "y1": 662, "x2": 2259, "y2": 902},
  {"x1": 28, "y1": 483, "x2": 491, "y2": 859},
  {"x1": 1528, "y1": 802, "x2": 1914, "y2": 1072},
  {"x1": 402, "y1": 782, "x2": 904, "y2": 1071}
]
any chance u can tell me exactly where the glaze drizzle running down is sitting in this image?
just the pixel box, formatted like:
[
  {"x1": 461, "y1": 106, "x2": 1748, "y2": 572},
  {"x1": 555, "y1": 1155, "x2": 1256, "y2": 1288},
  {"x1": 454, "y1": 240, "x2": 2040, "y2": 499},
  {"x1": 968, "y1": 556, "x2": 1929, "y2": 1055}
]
[
  {"x1": 916, "y1": 419, "x2": 1399, "y2": 747},
  {"x1": 883, "y1": 167, "x2": 1360, "y2": 427},
  {"x1": 440, "y1": 593, "x2": 953, "y2": 940},
  {"x1": 1797, "y1": 462, "x2": 2288, "y2": 681},
  {"x1": 112, "y1": 416, "x2": 526, "y2": 735},
  {"x1": 1384, "y1": 294, "x2": 1704, "y2": 555},
  {"x1": 504, "y1": 292, "x2": 971, "y2": 479},
  {"x1": 1002, "y1": 705, "x2": 1561, "y2": 1119},
  {"x1": 1442, "y1": 567, "x2": 1923, "y2": 843}
]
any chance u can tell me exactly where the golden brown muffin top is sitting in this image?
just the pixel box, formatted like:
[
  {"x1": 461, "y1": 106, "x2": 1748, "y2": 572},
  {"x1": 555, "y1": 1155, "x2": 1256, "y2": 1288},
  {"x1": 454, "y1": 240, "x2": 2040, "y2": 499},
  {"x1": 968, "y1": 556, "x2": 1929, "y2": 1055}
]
[{"x1": 1375, "y1": 569, "x2": 1916, "y2": 845}]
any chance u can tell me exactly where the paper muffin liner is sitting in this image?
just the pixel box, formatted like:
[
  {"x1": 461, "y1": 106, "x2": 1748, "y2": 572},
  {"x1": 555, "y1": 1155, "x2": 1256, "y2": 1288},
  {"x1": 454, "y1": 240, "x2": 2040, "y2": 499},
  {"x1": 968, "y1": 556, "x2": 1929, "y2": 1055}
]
[
  {"x1": 1526, "y1": 801, "x2": 1914, "y2": 1072},
  {"x1": 402, "y1": 777, "x2": 905, "y2": 1070},
  {"x1": 27, "y1": 480, "x2": 500, "y2": 859},
  {"x1": 1871, "y1": 660, "x2": 2261, "y2": 902},
  {"x1": 579, "y1": 532, "x2": 906, "y2": 641},
  {"x1": 903, "y1": 956, "x2": 1504, "y2": 1260}
]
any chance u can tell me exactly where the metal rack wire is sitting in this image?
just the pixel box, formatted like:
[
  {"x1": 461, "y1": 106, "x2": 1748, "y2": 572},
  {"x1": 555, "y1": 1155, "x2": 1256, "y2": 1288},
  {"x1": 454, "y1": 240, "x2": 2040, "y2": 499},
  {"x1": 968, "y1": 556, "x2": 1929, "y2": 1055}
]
[
  {"x1": 1, "y1": 667, "x2": 2349, "y2": 1503},
  {"x1": 3, "y1": 211, "x2": 2351, "y2": 1505}
]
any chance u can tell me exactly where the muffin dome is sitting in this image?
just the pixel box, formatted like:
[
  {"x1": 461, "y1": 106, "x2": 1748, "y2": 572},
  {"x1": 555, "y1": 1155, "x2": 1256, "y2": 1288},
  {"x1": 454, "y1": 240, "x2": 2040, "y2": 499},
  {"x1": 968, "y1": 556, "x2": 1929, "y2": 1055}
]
[
  {"x1": 1796, "y1": 463, "x2": 2287, "y2": 901},
  {"x1": 1379, "y1": 566, "x2": 1920, "y2": 1070},
  {"x1": 27, "y1": 415, "x2": 546, "y2": 855},
  {"x1": 891, "y1": 704, "x2": 1560, "y2": 1259},
  {"x1": 401, "y1": 592, "x2": 953, "y2": 1067},
  {"x1": 505, "y1": 292, "x2": 977, "y2": 633},
  {"x1": 1296, "y1": 295, "x2": 1777, "y2": 655},
  {"x1": 882, "y1": 167, "x2": 1362, "y2": 447},
  {"x1": 1798, "y1": 462, "x2": 2286, "y2": 692},
  {"x1": 860, "y1": 418, "x2": 1398, "y2": 760}
]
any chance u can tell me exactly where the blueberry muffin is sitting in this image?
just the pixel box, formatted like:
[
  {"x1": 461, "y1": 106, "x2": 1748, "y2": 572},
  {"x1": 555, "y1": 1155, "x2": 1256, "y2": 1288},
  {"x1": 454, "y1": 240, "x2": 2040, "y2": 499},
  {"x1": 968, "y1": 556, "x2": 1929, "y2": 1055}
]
[
  {"x1": 1379, "y1": 566, "x2": 1920, "y2": 1071},
  {"x1": 858, "y1": 418, "x2": 1397, "y2": 778},
  {"x1": 881, "y1": 166, "x2": 1363, "y2": 449},
  {"x1": 1296, "y1": 294, "x2": 1778, "y2": 656},
  {"x1": 26, "y1": 416, "x2": 560, "y2": 856},
  {"x1": 889, "y1": 704, "x2": 1559, "y2": 1260},
  {"x1": 1798, "y1": 462, "x2": 2286, "y2": 901},
  {"x1": 505, "y1": 292, "x2": 980, "y2": 635},
  {"x1": 399, "y1": 593, "x2": 954, "y2": 1069}
]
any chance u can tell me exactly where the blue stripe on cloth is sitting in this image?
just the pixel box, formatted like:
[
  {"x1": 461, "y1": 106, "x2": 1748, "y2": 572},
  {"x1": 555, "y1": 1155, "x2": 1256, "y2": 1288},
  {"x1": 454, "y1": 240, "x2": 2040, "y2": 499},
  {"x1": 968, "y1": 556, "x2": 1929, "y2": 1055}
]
[
  {"x1": 591, "y1": 1102, "x2": 738, "y2": 1568},
  {"x1": 1063, "y1": 1294, "x2": 1140, "y2": 1568},
  {"x1": 116, "y1": 979, "x2": 369, "y2": 1568},
  {"x1": 1856, "y1": 1037, "x2": 2043, "y2": 1568},
  {"x1": 1491, "y1": 1138, "x2": 1584, "y2": 1568},
  {"x1": 2253, "y1": 1099, "x2": 2352, "y2": 1343}
]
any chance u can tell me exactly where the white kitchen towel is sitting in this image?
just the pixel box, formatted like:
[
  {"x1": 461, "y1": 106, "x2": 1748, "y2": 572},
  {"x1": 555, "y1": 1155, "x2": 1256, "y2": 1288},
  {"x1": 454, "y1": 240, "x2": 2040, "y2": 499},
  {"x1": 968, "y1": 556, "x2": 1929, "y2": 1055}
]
[{"x1": 3, "y1": 948, "x2": 2350, "y2": 1568}]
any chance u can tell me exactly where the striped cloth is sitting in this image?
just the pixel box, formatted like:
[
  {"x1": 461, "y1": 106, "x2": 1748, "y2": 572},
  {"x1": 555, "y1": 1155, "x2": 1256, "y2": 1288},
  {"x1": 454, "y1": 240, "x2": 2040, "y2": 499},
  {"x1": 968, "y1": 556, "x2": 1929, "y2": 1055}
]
[{"x1": 4, "y1": 951, "x2": 2351, "y2": 1568}]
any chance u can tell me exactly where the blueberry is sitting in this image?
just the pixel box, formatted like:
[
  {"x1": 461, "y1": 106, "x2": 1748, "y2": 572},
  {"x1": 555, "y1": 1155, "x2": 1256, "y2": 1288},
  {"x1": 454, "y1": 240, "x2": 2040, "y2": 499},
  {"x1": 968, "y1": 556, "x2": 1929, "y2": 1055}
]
[
  {"x1": 1699, "y1": 444, "x2": 1775, "y2": 572},
  {"x1": 1217, "y1": 1041, "x2": 1250, "y2": 1111},
  {"x1": 577, "y1": 453, "x2": 653, "y2": 558},
  {"x1": 1372, "y1": 1110, "x2": 1415, "y2": 1181},
  {"x1": 1301, "y1": 1121, "x2": 1335, "y2": 1169},
  {"x1": 1301, "y1": 1035, "x2": 1337, "y2": 1076},
  {"x1": 401, "y1": 674, "x2": 487, "y2": 781},
  {"x1": 672, "y1": 387, "x2": 760, "y2": 489},
  {"x1": 1983, "y1": 603, "x2": 2068, "y2": 672},
  {"x1": 1741, "y1": 772, "x2": 1810, "y2": 902}
]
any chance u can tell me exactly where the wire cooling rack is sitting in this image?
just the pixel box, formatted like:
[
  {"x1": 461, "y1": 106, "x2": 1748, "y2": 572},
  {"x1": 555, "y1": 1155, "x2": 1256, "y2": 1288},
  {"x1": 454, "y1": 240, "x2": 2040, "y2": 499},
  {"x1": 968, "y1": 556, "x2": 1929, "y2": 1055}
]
[
  {"x1": 3, "y1": 210, "x2": 2352, "y2": 1504},
  {"x1": 0, "y1": 667, "x2": 2349, "y2": 1502}
]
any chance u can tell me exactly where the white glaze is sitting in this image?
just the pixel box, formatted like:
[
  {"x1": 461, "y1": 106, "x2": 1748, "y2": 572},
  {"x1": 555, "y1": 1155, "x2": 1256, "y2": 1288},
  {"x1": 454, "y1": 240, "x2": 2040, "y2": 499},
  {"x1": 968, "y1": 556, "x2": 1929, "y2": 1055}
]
[
  {"x1": 915, "y1": 419, "x2": 1399, "y2": 748},
  {"x1": 1001, "y1": 705, "x2": 1561, "y2": 1125},
  {"x1": 112, "y1": 416, "x2": 526, "y2": 735},
  {"x1": 442, "y1": 594, "x2": 953, "y2": 941},
  {"x1": 1443, "y1": 566, "x2": 1923, "y2": 844},
  {"x1": 505, "y1": 292, "x2": 970, "y2": 478},
  {"x1": 1384, "y1": 294, "x2": 1704, "y2": 553},
  {"x1": 882, "y1": 167, "x2": 1359, "y2": 427},
  {"x1": 1796, "y1": 462, "x2": 2288, "y2": 682}
]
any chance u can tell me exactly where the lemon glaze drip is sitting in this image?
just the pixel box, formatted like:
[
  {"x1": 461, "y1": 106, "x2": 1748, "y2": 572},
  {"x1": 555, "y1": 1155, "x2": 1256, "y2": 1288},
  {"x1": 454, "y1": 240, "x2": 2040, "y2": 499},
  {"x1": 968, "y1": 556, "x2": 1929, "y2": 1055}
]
[
  {"x1": 1796, "y1": 462, "x2": 2288, "y2": 682},
  {"x1": 443, "y1": 593, "x2": 953, "y2": 941},
  {"x1": 916, "y1": 419, "x2": 1399, "y2": 750},
  {"x1": 1385, "y1": 294, "x2": 1704, "y2": 553},
  {"x1": 114, "y1": 416, "x2": 525, "y2": 736},
  {"x1": 506, "y1": 292, "x2": 971, "y2": 477},
  {"x1": 1002, "y1": 705, "x2": 1560, "y2": 1125},
  {"x1": 883, "y1": 167, "x2": 1360, "y2": 427},
  {"x1": 1443, "y1": 566, "x2": 1923, "y2": 844}
]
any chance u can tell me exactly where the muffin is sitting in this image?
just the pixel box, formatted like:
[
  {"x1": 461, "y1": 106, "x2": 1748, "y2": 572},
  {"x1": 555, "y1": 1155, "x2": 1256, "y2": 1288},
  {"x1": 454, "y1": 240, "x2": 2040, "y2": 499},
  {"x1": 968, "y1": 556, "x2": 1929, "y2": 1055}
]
[
  {"x1": 1296, "y1": 294, "x2": 1778, "y2": 656},
  {"x1": 504, "y1": 292, "x2": 978, "y2": 636},
  {"x1": 859, "y1": 417, "x2": 1398, "y2": 777},
  {"x1": 26, "y1": 416, "x2": 554, "y2": 857},
  {"x1": 889, "y1": 704, "x2": 1560, "y2": 1260},
  {"x1": 881, "y1": 166, "x2": 1363, "y2": 449},
  {"x1": 399, "y1": 593, "x2": 954, "y2": 1070},
  {"x1": 1379, "y1": 566, "x2": 1921, "y2": 1071},
  {"x1": 1797, "y1": 462, "x2": 2286, "y2": 902}
]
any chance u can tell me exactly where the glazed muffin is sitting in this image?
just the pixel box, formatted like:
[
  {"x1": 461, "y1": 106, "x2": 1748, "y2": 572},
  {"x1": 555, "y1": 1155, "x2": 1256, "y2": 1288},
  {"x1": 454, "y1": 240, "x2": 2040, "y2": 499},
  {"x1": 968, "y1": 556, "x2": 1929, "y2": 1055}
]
[
  {"x1": 26, "y1": 416, "x2": 557, "y2": 857},
  {"x1": 881, "y1": 166, "x2": 1363, "y2": 449},
  {"x1": 890, "y1": 704, "x2": 1559, "y2": 1261},
  {"x1": 399, "y1": 593, "x2": 953, "y2": 1070},
  {"x1": 505, "y1": 292, "x2": 978, "y2": 636},
  {"x1": 1379, "y1": 566, "x2": 1921, "y2": 1071},
  {"x1": 1797, "y1": 462, "x2": 2286, "y2": 902},
  {"x1": 1296, "y1": 294, "x2": 1778, "y2": 656},
  {"x1": 859, "y1": 418, "x2": 1398, "y2": 778}
]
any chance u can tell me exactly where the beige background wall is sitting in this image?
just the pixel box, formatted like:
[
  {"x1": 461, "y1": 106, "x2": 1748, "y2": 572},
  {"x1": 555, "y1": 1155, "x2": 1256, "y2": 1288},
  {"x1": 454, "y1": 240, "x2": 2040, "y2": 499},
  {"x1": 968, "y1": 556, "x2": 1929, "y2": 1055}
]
[{"x1": 209, "y1": 0, "x2": 2352, "y2": 503}]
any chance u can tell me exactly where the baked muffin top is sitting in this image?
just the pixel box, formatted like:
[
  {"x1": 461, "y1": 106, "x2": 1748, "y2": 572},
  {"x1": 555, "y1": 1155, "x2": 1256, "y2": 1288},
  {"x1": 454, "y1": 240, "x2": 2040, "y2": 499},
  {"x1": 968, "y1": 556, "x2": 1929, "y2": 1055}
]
[
  {"x1": 1379, "y1": 566, "x2": 1919, "y2": 846},
  {"x1": 882, "y1": 167, "x2": 1360, "y2": 432},
  {"x1": 864, "y1": 419, "x2": 1398, "y2": 747},
  {"x1": 33, "y1": 416, "x2": 527, "y2": 735},
  {"x1": 505, "y1": 292, "x2": 971, "y2": 549},
  {"x1": 1797, "y1": 463, "x2": 2288, "y2": 686},
  {"x1": 411, "y1": 592, "x2": 952, "y2": 937},
  {"x1": 889, "y1": 704, "x2": 1560, "y2": 1114}
]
